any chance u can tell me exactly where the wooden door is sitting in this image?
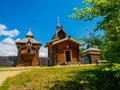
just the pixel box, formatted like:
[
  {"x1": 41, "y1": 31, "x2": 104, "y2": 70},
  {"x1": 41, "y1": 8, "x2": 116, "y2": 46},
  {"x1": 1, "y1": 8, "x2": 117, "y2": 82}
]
[{"x1": 65, "y1": 51, "x2": 71, "y2": 62}]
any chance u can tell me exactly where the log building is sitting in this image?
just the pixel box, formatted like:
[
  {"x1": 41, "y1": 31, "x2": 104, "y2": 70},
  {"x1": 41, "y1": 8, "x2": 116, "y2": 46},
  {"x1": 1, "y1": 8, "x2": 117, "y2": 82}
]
[
  {"x1": 46, "y1": 24, "x2": 82, "y2": 65},
  {"x1": 16, "y1": 30, "x2": 41, "y2": 66},
  {"x1": 82, "y1": 45, "x2": 101, "y2": 64}
]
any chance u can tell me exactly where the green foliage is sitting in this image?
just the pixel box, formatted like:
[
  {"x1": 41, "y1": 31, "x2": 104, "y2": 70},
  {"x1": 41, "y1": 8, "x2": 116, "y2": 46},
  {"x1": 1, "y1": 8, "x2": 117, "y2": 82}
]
[
  {"x1": 79, "y1": 47, "x2": 86, "y2": 57},
  {"x1": 70, "y1": 0, "x2": 120, "y2": 63},
  {"x1": 104, "y1": 63, "x2": 120, "y2": 78},
  {"x1": 103, "y1": 63, "x2": 120, "y2": 88},
  {"x1": 79, "y1": 30, "x2": 104, "y2": 47},
  {"x1": 0, "y1": 65, "x2": 120, "y2": 90},
  {"x1": 70, "y1": 0, "x2": 120, "y2": 84},
  {"x1": 77, "y1": 30, "x2": 106, "y2": 59}
]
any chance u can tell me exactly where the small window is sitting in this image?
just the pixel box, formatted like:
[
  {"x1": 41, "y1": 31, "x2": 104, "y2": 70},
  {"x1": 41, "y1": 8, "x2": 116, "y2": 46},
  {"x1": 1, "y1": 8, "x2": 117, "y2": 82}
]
[
  {"x1": 27, "y1": 42, "x2": 31, "y2": 46},
  {"x1": 28, "y1": 49, "x2": 30, "y2": 53}
]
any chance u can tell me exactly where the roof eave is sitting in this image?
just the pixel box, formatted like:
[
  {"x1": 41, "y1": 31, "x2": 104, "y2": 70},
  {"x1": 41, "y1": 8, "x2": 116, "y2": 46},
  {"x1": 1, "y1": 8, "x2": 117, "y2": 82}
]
[{"x1": 52, "y1": 37, "x2": 82, "y2": 46}]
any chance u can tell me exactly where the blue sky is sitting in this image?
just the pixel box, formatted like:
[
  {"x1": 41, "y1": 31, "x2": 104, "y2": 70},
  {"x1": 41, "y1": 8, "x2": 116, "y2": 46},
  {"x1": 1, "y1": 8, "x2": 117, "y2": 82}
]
[{"x1": 0, "y1": 0, "x2": 101, "y2": 57}]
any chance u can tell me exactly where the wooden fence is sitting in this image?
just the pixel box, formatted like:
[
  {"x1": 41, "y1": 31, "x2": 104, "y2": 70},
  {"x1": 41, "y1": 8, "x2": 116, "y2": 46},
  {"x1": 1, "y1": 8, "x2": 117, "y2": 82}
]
[{"x1": 0, "y1": 56, "x2": 48, "y2": 66}]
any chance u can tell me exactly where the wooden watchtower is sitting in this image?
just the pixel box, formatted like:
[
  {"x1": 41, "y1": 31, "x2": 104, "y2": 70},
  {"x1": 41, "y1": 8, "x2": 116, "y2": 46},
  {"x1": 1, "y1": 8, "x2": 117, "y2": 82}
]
[{"x1": 16, "y1": 30, "x2": 41, "y2": 66}]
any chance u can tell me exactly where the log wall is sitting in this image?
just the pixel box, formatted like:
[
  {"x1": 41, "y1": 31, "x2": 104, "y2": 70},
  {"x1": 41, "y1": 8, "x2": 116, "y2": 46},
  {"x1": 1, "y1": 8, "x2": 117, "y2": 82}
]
[{"x1": 0, "y1": 56, "x2": 48, "y2": 66}]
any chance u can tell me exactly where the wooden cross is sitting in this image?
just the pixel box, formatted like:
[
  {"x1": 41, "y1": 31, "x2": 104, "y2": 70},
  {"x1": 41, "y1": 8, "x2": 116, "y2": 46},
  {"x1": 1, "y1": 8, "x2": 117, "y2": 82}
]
[{"x1": 57, "y1": 17, "x2": 60, "y2": 25}]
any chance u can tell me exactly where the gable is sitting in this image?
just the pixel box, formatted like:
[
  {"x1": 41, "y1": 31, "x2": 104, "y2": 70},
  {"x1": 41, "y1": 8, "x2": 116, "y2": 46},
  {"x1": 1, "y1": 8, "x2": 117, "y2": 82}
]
[
  {"x1": 52, "y1": 37, "x2": 82, "y2": 46},
  {"x1": 51, "y1": 27, "x2": 67, "y2": 41},
  {"x1": 57, "y1": 29, "x2": 66, "y2": 39}
]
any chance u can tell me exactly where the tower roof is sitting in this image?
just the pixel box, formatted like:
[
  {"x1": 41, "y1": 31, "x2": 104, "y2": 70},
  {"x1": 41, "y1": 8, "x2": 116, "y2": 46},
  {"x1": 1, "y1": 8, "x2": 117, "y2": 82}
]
[
  {"x1": 51, "y1": 17, "x2": 67, "y2": 41},
  {"x1": 51, "y1": 26, "x2": 67, "y2": 41},
  {"x1": 16, "y1": 28, "x2": 41, "y2": 44},
  {"x1": 26, "y1": 30, "x2": 33, "y2": 36},
  {"x1": 45, "y1": 18, "x2": 82, "y2": 47},
  {"x1": 26, "y1": 28, "x2": 34, "y2": 38},
  {"x1": 82, "y1": 47, "x2": 101, "y2": 54},
  {"x1": 16, "y1": 38, "x2": 41, "y2": 44}
]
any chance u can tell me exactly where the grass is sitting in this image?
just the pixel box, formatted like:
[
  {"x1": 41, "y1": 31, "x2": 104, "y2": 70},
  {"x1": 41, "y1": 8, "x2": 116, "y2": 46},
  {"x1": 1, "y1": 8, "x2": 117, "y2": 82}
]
[
  {"x1": 0, "y1": 67, "x2": 26, "y2": 72},
  {"x1": 0, "y1": 65, "x2": 119, "y2": 90}
]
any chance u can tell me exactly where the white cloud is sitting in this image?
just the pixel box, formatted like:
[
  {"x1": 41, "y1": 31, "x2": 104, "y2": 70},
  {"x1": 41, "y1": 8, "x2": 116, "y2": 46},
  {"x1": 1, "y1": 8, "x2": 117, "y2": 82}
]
[
  {"x1": 0, "y1": 24, "x2": 20, "y2": 56},
  {"x1": 0, "y1": 24, "x2": 7, "y2": 29},
  {"x1": 0, "y1": 24, "x2": 19, "y2": 37},
  {"x1": 2, "y1": 37, "x2": 15, "y2": 44},
  {"x1": 0, "y1": 43, "x2": 18, "y2": 56},
  {"x1": 0, "y1": 42, "x2": 48, "y2": 57},
  {"x1": 0, "y1": 24, "x2": 48, "y2": 57},
  {"x1": 15, "y1": 38, "x2": 20, "y2": 41},
  {"x1": 39, "y1": 47, "x2": 48, "y2": 57}
]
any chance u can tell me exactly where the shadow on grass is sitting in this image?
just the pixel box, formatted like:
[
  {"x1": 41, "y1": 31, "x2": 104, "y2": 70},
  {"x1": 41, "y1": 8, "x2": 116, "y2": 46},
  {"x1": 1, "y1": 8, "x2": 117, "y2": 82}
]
[{"x1": 47, "y1": 66, "x2": 120, "y2": 90}]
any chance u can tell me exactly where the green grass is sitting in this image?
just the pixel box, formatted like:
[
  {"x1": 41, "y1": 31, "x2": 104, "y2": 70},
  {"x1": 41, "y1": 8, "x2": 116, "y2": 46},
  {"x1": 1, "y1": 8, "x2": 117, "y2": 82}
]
[
  {"x1": 0, "y1": 67, "x2": 26, "y2": 72},
  {"x1": 0, "y1": 65, "x2": 119, "y2": 90}
]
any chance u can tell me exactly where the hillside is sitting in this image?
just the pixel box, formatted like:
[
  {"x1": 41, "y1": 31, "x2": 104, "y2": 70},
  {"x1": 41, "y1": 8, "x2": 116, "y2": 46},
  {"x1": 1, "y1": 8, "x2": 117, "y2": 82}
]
[{"x1": 0, "y1": 65, "x2": 118, "y2": 90}]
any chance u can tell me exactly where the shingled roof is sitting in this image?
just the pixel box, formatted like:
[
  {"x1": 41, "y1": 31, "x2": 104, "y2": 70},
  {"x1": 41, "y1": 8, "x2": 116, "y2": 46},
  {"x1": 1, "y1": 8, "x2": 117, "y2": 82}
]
[
  {"x1": 51, "y1": 24, "x2": 67, "y2": 41},
  {"x1": 46, "y1": 24, "x2": 82, "y2": 47},
  {"x1": 26, "y1": 30, "x2": 33, "y2": 36},
  {"x1": 16, "y1": 38, "x2": 41, "y2": 44},
  {"x1": 16, "y1": 30, "x2": 41, "y2": 44}
]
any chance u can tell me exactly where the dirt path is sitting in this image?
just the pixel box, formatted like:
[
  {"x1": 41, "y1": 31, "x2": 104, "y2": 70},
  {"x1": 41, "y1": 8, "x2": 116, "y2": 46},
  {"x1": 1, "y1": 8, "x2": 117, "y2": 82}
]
[
  {"x1": 0, "y1": 65, "x2": 96, "y2": 86},
  {"x1": 0, "y1": 70, "x2": 25, "y2": 86},
  {"x1": 0, "y1": 66, "x2": 41, "y2": 86}
]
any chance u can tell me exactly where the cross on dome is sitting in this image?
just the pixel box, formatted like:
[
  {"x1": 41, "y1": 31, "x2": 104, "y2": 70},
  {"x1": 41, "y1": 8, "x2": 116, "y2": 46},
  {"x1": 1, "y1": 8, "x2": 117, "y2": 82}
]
[
  {"x1": 56, "y1": 17, "x2": 62, "y2": 30},
  {"x1": 57, "y1": 17, "x2": 60, "y2": 25}
]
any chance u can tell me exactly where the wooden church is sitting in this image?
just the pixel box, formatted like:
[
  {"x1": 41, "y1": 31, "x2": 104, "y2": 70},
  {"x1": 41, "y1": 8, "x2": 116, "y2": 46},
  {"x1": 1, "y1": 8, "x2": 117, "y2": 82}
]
[
  {"x1": 46, "y1": 23, "x2": 82, "y2": 65},
  {"x1": 16, "y1": 29, "x2": 41, "y2": 66}
]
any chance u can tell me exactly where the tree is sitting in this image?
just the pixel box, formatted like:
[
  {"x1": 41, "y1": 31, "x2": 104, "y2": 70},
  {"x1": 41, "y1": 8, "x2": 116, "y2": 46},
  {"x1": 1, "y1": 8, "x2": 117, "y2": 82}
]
[
  {"x1": 70, "y1": 0, "x2": 120, "y2": 63},
  {"x1": 77, "y1": 30, "x2": 106, "y2": 59}
]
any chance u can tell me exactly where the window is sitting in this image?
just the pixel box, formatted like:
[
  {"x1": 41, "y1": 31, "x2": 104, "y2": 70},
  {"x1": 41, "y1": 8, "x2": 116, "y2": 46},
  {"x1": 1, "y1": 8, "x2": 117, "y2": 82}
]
[{"x1": 28, "y1": 49, "x2": 30, "y2": 53}]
